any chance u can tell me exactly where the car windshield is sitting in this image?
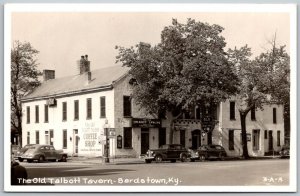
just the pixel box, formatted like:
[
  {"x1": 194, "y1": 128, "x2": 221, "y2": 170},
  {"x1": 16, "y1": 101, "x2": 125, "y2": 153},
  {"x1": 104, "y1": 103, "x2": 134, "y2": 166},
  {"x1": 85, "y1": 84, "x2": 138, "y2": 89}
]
[
  {"x1": 28, "y1": 146, "x2": 38, "y2": 149},
  {"x1": 160, "y1": 145, "x2": 169, "y2": 149}
]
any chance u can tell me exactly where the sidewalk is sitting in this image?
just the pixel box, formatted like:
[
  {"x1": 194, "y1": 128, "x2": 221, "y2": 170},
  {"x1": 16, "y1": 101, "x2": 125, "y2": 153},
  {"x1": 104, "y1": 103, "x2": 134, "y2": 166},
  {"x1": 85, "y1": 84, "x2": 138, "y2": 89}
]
[
  {"x1": 68, "y1": 156, "x2": 145, "y2": 165},
  {"x1": 68, "y1": 155, "x2": 282, "y2": 165}
]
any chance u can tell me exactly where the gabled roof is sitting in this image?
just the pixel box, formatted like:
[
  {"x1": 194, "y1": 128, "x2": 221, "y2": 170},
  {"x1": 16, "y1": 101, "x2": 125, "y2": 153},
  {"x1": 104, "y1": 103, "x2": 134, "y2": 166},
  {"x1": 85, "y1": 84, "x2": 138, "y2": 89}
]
[{"x1": 22, "y1": 65, "x2": 129, "y2": 101}]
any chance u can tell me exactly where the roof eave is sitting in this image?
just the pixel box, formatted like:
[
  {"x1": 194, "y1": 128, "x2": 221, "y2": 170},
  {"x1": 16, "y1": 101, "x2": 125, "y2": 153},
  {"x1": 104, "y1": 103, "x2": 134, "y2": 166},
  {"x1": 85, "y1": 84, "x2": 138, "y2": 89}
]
[{"x1": 21, "y1": 84, "x2": 113, "y2": 103}]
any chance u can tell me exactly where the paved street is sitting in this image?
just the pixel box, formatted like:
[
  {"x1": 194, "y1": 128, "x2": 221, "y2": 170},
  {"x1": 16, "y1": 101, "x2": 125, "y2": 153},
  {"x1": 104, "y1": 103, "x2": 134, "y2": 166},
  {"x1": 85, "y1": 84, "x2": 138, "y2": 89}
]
[{"x1": 17, "y1": 158, "x2": 289, "y2": 186}]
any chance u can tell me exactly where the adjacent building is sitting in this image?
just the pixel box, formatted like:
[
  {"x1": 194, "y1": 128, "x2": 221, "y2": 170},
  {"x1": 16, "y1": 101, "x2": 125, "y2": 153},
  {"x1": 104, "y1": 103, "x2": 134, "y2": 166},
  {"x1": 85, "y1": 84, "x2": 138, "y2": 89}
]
[{"x1": 21, "y1": 55, "x2": 285, "y2": 158}]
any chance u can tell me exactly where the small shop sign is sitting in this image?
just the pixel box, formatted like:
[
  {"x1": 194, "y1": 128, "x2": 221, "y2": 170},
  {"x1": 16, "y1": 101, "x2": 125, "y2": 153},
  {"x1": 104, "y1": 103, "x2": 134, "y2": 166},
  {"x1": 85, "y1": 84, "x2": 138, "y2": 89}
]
[{"x1": 132, "y1": 118, "x2": 161, "y2": 128}]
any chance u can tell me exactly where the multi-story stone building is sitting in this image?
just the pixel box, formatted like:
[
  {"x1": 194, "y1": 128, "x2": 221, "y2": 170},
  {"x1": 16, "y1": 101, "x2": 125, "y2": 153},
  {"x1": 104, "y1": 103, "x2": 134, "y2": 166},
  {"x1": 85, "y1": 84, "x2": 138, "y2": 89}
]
[{"x1": 21, "y1": 56, "x2": 285, "y2": 158}]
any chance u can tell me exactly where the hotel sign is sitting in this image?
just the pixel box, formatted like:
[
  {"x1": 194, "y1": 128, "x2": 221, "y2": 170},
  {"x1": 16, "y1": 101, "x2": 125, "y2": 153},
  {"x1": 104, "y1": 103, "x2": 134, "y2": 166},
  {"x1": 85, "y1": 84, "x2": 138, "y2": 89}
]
[{"x1": 132, "y1": 118, "x2": 161, "y2": 128}]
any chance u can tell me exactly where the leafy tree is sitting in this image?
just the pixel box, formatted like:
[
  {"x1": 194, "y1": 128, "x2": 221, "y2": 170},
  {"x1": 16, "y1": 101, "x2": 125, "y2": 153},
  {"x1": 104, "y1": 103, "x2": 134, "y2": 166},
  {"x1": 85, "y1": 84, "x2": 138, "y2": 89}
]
[
  {"x1": 11, "y1": 41, "x2": 42, "y2": 146},
  {"x1": 116, "y1": 19, "x2": 239, "y2": 144},
  {"x1": 228, "y1": 39, "x2": 290, "y2": 159}
]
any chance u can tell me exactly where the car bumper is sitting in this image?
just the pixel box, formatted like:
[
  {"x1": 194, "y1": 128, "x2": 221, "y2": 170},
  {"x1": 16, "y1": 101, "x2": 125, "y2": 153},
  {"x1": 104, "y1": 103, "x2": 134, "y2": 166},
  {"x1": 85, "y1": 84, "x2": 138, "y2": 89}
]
[
  {"x1": 145, "y1": 156, "x2": 155, "y2": 161},
  {"x1": 21, "y1": 155, "x2": 38, "y2": 160}
]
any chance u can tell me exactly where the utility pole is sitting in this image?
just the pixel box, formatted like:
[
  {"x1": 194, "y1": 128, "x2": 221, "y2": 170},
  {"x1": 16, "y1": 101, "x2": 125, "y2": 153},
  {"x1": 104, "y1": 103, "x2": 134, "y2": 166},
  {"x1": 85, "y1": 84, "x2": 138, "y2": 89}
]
[{"x1": 104, "y1": 119, "x2": 110, "y2": 163}]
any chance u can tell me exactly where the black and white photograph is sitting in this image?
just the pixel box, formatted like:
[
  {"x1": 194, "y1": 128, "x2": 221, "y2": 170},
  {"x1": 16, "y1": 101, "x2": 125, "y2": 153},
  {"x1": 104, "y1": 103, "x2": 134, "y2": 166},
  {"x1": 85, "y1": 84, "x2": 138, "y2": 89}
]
[{"x1": 4, "y1": 3, "x2": 297, "y2": 192}]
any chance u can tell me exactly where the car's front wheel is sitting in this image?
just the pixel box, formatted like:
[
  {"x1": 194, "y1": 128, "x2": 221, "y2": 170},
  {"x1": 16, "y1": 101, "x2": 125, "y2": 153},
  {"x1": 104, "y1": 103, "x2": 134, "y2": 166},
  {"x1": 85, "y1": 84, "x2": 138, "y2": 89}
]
[
  {"x1": 38, "y1": 155, "x2": 45, "y2": 163},
  {"x1": 61, "y1": 155, "x2": 67, "y2": 162},
  {"x1": 199, "y1": 155, "x2": 206, "y2": 161},
  {"x1": 219, "y1": 153, "x2": 225, "y2": 161},
  {"x1": 18, "y1": 158, "x2": 24, "y2": 162},
  {"x1": 155, "y1": 155, "x2": 162, "y2": 163},
  {"x1": 181, "y1": 154, "x2": 188, "y2": 162}
]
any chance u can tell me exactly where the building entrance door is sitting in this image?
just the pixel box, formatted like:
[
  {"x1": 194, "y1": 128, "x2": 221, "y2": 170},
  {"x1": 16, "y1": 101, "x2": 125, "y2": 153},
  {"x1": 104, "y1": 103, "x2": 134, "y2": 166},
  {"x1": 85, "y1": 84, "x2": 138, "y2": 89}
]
[
  {"x1": 73, "y1": 129, "x2": 79, "y2": 155},
  {"x1": 141, "y1": 128, "x2": 149, "y2": 155},
  {"x1": 268, "y1": 130, "x2": 273, "y2": 151},
  {"x1": 192, "y1": 129, "x2": 201, "y2": 149}
]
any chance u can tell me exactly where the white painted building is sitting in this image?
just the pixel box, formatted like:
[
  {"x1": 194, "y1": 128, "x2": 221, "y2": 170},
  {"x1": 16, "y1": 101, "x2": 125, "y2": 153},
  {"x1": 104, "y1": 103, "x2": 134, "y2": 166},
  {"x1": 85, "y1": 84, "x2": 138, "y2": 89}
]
[{"x1": 21, "y1": 56, "x2": 285, "y2": 158}]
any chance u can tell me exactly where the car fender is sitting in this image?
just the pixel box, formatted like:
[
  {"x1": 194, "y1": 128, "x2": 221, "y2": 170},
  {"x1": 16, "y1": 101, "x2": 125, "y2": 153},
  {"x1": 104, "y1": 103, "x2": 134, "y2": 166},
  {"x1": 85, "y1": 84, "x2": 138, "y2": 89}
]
[
  {"x1": 180, "y1": 152, "x2": 188, "y2": 159},
  {"x1": 154, "y1": 153, "x2": 166, "y2": 159}
]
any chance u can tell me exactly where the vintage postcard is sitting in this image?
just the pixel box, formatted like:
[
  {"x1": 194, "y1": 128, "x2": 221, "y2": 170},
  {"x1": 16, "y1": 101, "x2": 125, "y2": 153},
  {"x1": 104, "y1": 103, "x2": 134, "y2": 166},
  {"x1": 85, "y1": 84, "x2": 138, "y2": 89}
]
[{"x1": 4, "y1": 3, "x2": 297, "y2": 192}]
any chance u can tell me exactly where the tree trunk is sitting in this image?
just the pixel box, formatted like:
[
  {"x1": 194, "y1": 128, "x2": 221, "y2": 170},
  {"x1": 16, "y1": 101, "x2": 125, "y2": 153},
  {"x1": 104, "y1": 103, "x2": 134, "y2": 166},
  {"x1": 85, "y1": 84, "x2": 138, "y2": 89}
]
[
  {"x1": 240, "y1": 111, "x2": 250, "y2": 159},
  {"x1": 166, "y1": 111, "x2": 180, "y2": 144},
  {"x1": 169, "y1": 119, "x2": 174, "y2": 144}
]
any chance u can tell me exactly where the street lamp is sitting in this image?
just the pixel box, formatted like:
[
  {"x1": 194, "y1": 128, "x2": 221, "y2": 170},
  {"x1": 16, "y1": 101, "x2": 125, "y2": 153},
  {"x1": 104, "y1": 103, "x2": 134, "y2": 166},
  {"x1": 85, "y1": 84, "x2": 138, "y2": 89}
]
[{"x1": 103, "y1": 119, "x2": 110, "y2": 163}]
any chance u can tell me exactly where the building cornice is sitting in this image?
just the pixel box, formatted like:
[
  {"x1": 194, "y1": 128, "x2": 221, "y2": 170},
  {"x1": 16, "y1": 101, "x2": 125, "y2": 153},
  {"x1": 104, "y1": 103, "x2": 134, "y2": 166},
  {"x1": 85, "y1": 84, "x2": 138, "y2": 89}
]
[{"x1": 21, "y1": 84, "x2": 113, "y2": 103}]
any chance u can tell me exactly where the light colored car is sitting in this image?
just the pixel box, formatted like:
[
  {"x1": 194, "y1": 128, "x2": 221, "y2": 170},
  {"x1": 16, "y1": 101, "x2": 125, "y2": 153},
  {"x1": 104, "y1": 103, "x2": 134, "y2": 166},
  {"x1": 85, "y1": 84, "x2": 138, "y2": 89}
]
[
  {"x1": 21, "y1": 144, "x2": 68, "y2": 163},
  {"x1": 11, "y1": 145, "x2": 21, "y2": 156}
]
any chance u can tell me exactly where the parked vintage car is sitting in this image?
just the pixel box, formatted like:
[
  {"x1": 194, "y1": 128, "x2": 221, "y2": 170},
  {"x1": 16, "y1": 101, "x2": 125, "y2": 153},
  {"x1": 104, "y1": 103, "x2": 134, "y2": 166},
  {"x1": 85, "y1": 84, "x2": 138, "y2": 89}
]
[
  {"x1": 190, "y1": 144, "x2": 227, "y2": 161},
  {"x1": 21, "y1": 144, "x2": 68, "y2": 163},
  {"x1": 145, "y1": 144, "x2": 189, "y2": 163},
  {"x1": 11, "y1": 145, "x2": 21, "y2": 156},
  {"x1": 279, "y1": 145, "x2": 290, "y2": 158},
  {"x1": 15, "y1": 144, "x2": 36, "y2": 162}
]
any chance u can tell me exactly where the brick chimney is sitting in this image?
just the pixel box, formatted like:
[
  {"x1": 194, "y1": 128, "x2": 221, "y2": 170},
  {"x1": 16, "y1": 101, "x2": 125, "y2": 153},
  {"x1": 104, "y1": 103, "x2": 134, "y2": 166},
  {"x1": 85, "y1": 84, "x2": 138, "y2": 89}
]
[
  {"x1": 43, "y1": 70, "x2": 55, "y2": 81},
  {"x1": 77, "y1": 55, "x2": 90, "y2": 75}
]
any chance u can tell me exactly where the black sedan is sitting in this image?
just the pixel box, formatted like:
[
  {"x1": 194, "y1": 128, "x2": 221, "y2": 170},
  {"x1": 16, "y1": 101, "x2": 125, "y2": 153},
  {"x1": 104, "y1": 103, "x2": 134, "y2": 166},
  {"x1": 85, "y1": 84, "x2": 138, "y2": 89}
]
[
  {"x1": 190, "y1": 144, "x2": 227, "y2": 161},
  {"x1": 145, "y1": 144, "x2": 189, "y2": 163}
]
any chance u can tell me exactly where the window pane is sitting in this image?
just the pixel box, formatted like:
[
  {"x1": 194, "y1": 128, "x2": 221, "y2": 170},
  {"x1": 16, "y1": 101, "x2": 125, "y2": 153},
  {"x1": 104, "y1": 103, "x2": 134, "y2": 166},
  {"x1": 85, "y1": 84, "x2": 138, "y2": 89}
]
[
  {"x1": 63, "y1": 130, "x2": 67, "y2": 149},
  {"x1": 44, "y1": 105, "x2": 48, "y2": 122},
  {"x1": 230, "y1": 102, "x2": 235, "y2": 120},
  {"x1": 253, "y1": 129, "x2": 260, "y2": 150},
  {"x1": 251, "y1": 107, "x2": 256, "y2": 120},
  {"x1": 50, "y1": 129, "x2": 54, "y2": 145},
  {"x1": 123, "y1": 96, "x2": 131, "y2": 117},
  {"x1": 27, "y1": 106, "x2": 30, "y2": 123},
  {"x1": 123, "y1": 127, "x2": 132, "y2": 148},
  {"x1": 27, "y1": 132, "x2": 30, "y2": 144},
  {"x1": 277, "y1": 131, "x2": 281, "y2": 146},
  {"x1": 100, "y1": 97, "x2": 106, "y2": 118},
  {"x1": 180, "y1": 129, "x2": 185, "y2": 146},
  {"x1": 35, "y1": 131, "x2": 39, "y2": 144},
  {"x1": 74, "y1": 100, "x2": 79, "y2": 120},
  {"x1": 87, "y1": 98, "x2": 92, "y2": 119},
  {"x1": 159, "y1": 128, "x2": 166, "y2": 147},
  {"x1": 229, "y1": 130, "x2": 234, "y2": 150},
  {"x1": 35, "y1": 105, "x2": 39, "y2": 123},
  {"x1": 62, "y1": 102, "x2": 67, "y2": 121},
  {"x1": 273, "y1": 108, "x2": 277, "y2": 124}
]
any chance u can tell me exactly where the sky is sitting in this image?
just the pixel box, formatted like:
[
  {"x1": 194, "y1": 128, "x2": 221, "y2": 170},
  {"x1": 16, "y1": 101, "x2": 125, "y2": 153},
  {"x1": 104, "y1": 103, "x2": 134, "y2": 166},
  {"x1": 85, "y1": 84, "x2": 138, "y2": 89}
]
[{"x1": 11, "y1": 11, "x2": 290, "y2": 78}]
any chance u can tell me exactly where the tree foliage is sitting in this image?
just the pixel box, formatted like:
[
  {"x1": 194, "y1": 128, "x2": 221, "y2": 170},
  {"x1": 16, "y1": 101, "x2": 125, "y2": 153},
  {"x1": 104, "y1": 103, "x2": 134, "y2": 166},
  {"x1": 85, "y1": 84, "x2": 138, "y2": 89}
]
[
  {"x1": 11, "y1": 40, "x2": 42, "y2": 145},
  {"x1": 116, "y1": 19, "x2": 239, "y2": 143},
  {"x1": 227, "y1": 38, "x2": 290, "y2": 158}
]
